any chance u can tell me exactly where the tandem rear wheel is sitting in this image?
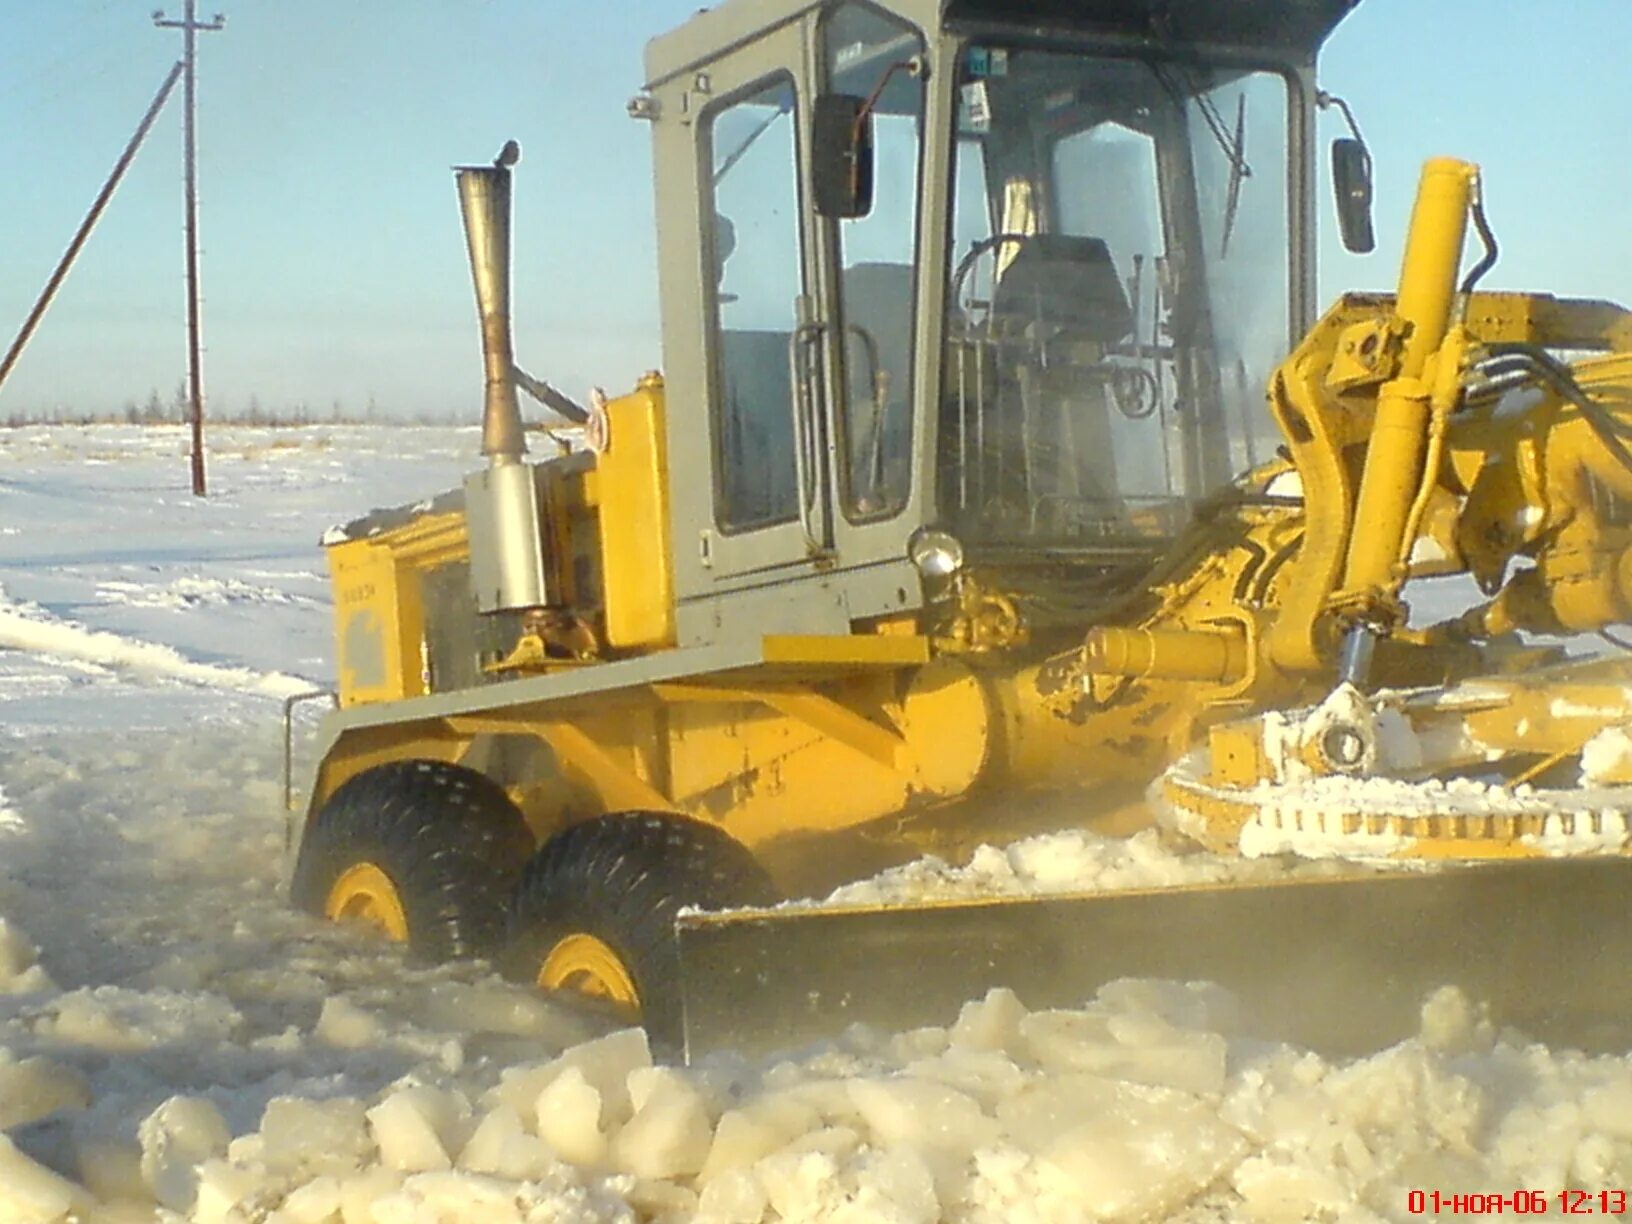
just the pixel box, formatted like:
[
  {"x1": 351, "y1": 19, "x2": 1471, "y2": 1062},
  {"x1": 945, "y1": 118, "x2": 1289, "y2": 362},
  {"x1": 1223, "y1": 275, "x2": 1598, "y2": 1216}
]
[
  {"x1": 501, "y1": 812, "x2": 779, "y2": 1044},
  {"x1": 290, "y1": 759, "x2": 534, "y2": 962}
]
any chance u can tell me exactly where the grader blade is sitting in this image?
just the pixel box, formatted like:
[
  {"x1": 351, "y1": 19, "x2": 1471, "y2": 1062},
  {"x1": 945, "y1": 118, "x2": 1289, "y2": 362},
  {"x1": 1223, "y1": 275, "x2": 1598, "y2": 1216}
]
[{"x1": 675, "y1": 857, "x2": 1632, "y2": 1062}]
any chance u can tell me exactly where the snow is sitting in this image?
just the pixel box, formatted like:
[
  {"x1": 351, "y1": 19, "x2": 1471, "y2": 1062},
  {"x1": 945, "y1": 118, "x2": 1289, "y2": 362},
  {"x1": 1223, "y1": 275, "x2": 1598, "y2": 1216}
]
[{"x1": 2, "y1": 423, "x2": 1632, "y2": 1221}]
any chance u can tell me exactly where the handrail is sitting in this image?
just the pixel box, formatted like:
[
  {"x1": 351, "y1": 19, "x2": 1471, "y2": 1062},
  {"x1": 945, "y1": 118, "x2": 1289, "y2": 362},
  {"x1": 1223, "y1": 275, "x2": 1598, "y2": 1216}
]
[{"x1": 281, "y1": 687, "x2": 338, "y2": 813}]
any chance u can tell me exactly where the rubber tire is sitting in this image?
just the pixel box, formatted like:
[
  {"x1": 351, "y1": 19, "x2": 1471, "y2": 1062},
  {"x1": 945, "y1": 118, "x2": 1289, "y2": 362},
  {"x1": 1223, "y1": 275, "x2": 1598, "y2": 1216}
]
[
  {"x1": 502, "y1": 813, "x2": 778, "y2": 1045},
  {"x1": 291, "y1": 759, "x2": 534, "y2": 963}
]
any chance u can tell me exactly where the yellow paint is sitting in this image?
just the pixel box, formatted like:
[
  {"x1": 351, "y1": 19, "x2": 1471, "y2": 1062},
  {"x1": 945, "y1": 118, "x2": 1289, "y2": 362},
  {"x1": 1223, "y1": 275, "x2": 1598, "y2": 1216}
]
[
  {"x1": 538, "y1": 933, "x2": 641, "y2": 1009},
  {"x1": 897, "y1": 658, "x2": 991, "y2": 797},
  {"x1": 1084, "y1": 625, "x2": 1246, "y2": 684},
  {"x1": 308, "y1": 154, "x2": 1632, "y2": 902},
  {"x1": 325, "y1": 510, "x2": 467, "y2": 707},
  {"x1": 759, "y1": 634, "x2": 930, "y2": 667},
  {"x1": 1340, "y1": 159, "x2": 1476, "y2": 603},
  {"x1": 599, "y1": 372, "x2": 675, "y2": 649},
  {"x1": 324, "y1": 862, "x2": 409, "y2": 941}
]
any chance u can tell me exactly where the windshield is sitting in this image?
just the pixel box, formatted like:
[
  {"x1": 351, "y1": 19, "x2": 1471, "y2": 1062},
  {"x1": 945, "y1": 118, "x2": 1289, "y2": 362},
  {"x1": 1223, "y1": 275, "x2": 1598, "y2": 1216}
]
[{"x1": 942, "y1": 46, "x2": 1291, "y2": 551}]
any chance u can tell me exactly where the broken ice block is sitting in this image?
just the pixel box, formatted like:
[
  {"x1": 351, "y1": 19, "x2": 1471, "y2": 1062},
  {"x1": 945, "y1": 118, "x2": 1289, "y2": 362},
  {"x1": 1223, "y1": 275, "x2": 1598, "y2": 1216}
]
[
  {"x1": 139, "y1": 1095, "x2": 231, "y2": 1212},
  {"x1": 0, "y1": 1055, "x2": 90, "y2": 1130},
  {"x1": 612, "y1": 1067, "x2": 715, "y2": 1179},
  {"x1": 536, "y1": 1066, "x2": 607, "y2": 1167},
  {"x1": 366, "y1": 1089, "x2": 454, "y2": 1173},
  {"x1": 259, "y1": 1096, "x2": 372, "y2": 1177}
]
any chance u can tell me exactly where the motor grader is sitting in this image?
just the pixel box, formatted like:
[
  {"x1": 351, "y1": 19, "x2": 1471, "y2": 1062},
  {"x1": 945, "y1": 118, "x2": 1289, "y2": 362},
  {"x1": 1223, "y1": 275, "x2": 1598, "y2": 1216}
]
[{"x1": 289, "y1": 0, "x2": 1632, "y2": 1058}]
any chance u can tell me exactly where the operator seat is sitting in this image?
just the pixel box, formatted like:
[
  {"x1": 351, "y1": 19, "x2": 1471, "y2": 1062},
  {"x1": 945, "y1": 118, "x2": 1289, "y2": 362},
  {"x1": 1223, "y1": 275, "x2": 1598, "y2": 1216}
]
[
  {"x1": 985, "y1": 234, "x2": 1135, "y2": 531},
  {"x1": 988, "y1": 234, "x2": 1133, "y2": 343}
]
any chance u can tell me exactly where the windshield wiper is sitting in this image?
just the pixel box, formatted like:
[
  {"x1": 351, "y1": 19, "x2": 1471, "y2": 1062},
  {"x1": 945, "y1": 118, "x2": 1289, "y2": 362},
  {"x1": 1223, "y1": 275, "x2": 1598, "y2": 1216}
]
[{"x1": 713, "y1": 99, "x2": 790, "y2": 185}]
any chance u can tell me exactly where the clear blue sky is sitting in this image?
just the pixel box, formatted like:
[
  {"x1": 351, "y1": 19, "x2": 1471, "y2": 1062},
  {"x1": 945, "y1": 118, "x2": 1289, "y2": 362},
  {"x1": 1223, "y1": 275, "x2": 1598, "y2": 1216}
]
[{"x1": 2, "y1": 0, "x2": 1629, "y2": 420}]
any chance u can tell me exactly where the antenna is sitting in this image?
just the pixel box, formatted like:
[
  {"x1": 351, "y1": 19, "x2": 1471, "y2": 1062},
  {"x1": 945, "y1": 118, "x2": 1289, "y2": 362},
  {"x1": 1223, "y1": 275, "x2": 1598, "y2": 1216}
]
[{"x1": 153, "y1": 1, "x2": 225, "y2": 496}]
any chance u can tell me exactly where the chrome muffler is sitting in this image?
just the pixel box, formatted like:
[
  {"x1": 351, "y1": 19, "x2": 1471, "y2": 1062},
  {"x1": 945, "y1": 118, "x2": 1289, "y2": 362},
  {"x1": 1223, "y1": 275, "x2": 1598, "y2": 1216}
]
[
  {"x1": 456, "y1": 142, "x2": 550, "y2": 613},
  {"x1": 456, "y1": 141, "x2": 528, "y2": 464}
]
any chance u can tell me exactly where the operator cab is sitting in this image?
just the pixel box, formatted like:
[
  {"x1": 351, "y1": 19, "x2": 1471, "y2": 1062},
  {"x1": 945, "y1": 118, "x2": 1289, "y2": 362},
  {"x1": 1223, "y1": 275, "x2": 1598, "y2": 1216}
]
[{"x1": 636, "y1": 0, "x2": 1361, "y2": 645}]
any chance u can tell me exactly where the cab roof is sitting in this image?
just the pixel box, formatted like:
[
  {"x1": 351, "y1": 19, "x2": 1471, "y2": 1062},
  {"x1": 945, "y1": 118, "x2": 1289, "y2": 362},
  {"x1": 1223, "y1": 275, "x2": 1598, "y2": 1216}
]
[{"x1": 645, "y1": 0, "x2": 1360, "y2": 87}]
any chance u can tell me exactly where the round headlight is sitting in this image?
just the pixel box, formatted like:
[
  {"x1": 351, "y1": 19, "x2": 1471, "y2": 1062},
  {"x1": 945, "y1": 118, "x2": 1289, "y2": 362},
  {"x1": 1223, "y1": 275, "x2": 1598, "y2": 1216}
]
[{"x1": 908, "y1": 528, "x2": 965, "y2": 578}]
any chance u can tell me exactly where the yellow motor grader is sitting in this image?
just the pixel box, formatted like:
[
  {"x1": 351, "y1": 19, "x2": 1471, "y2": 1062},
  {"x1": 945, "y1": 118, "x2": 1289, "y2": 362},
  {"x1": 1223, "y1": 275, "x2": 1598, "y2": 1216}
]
[{"x1": 290, "y1": 0, "x2": 1632, "y2": 1057}]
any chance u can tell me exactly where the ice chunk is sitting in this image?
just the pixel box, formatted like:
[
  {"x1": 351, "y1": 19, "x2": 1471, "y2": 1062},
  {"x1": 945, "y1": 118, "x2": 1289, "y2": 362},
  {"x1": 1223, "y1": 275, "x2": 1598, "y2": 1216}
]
[
  {"x1": 536, "y1": 1065, "x2": 608, "y2": 1168},
  {"x1": 494, "y1": 1027, "x2": 650, "y2": 1131},
  {"x1": 74, "y1": 1133, "x2": 149, "y2": 1205},
  {"x1": 778, "y1": 1125, "x2": 861, "y2": 1160},
  {"x1": 367, "y1": 1089, "x2": 454, "y2": 1173},
  {"x1": 1019, "y1": 1008, "x2": 1118, "y2": 1072},
  {"x1": 0, "y1": 1133, "x2": 91, "y2": 1223},
  {"x1": 1418, "y1": 985, "x2": 1492, "y2": 1055},
  {"x1": 696, "y1": 1166, "x2": 768, "y2": 1223},
  {"x1": 999, "y1": 1074, "x2": 1249, "y2": 1221},
  {"x1": 777, "y1": 1078, "x2": 865, "y2": 1128},
  {"x1": 36, "y1": 986, "x2": 241, "y2": 1052},
  {"x1": 755, "y1": 1149, "x2": 848, "y2": 1221},
  {"x1": 699, "y1": 1095, "x2": 819, "y2": 1185},
  {"x1": 193, "y1": 1158, "x2": 263, "y2": 1224},
  {"x1": 888, "y1": 1025, "x2": 949, "y2": 1062},
  {"x1": 0, "y1": 918, "x2": 55, "y2": 995},
  {"x1": 1021, "y1": 1007, "x2": 1228, "y2": 1095},
  {"x1": 851, "y1": 1146, "x2": 939, "y2": 1224},
  {"x1": 949, "y1": 988, "x2": 1028, "y2": 1053},
  {"x1": 314, "y1": 997, "x2": 382, "y2": 1049},
  {"x1": 226, "y1": 1132, "x2": 265, "y2": 1166},
  {"x1": 1583, "y1": 1081, "x2": 1632, "y2": 1140},
  {"x1": 139, "y1": 1095, "x2": 231, "y2": 1212},
  {"x1": 847, "y1": 1077, "x2": 999, "y2": 1159},
  {"x1": 612, "y1": 1067, "x2": 714, "y2": 1179},
  {"x1": 555, "y1": 1027, "x2": 651, "y2": 1126},
  {"x1": 627, "y1": 1177, "x2": 699, "y2": 1220},
  {"x1": 338, "y1": 1167, "x2": 405, "y2": 1224},
  {"x1": 1231, "y1": 1154, "x2": 1354, "y2": 1224},
  {"x1": 258, "y1": 1096, "x2": 373, "y2": 1178},
  {"x1": 1096, "y1": 978, "x2": 1243, "y2": 1033},
  {"x1": 0, "y1": 1055, "x2": 90, "y2": 1130},
  {"x1": 1104, "y1": 1011, "x2": 1229, "y2": 1095},
  {"x1": 458, "y1": 1105, "x2": 557, "y2": 1181},
  {"x1": 279, "y1": 1175, "x2": 343, "y2": 1224},
  {"x1": 387, "y1": 1171, "x2": 528, "y2": 1223},
  {"x1": 415, "y1": 980, "x2": 591, "y2": 1046}
]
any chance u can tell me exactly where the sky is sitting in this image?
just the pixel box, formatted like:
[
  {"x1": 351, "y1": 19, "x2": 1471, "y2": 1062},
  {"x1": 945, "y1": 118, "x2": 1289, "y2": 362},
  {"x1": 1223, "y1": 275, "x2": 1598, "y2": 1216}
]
[{"x1": 1, "y1": 0, "x2": 1630, "y2": 421}]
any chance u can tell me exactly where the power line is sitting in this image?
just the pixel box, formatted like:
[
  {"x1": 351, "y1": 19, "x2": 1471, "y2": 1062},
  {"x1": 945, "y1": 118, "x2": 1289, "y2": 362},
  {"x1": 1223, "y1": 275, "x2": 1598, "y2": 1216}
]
[
  {"x1": 0, "y1": 62, "x2": 184, "y2": 399},
  {"x1": 154, "y1": 1, "x2": 225, "y2": 498}
]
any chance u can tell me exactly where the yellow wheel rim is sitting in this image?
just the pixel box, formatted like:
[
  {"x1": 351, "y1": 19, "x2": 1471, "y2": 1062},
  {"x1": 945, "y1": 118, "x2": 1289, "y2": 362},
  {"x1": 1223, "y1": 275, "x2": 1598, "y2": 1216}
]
[
  {"x1": 538, "y1": 933, "x2": 640, "y2": 1010},
  {"x1": 324, "y1": 863, "x2": 409, "y2": 942}
]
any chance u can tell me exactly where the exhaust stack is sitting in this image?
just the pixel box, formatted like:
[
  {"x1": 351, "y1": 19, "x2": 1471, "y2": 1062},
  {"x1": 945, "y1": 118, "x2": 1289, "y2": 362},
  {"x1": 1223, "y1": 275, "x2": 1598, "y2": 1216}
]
[
  {"x1": 456, "y1": 141, "x2": 527, "y2": 463},
  {"x1": 456, "y1": 141, "x2": 552, "y2": 614}
]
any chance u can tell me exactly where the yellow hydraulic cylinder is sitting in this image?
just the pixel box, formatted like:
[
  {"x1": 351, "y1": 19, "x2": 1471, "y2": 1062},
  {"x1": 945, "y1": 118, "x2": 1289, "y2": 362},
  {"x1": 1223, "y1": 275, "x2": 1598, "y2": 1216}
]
[
  {"x1": 1341, "y1": 158, "x2": 1477, "y2": 598},
  {"x1": 1083, "y1": 625, "x2": 1247, "y2": 684}
]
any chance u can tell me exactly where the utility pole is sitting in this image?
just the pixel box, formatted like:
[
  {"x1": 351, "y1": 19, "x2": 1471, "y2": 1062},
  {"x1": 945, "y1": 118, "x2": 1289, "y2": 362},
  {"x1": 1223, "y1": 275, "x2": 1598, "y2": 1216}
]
[{"x1": 154, "y1": 1, "x2": 225, "y2": 497}]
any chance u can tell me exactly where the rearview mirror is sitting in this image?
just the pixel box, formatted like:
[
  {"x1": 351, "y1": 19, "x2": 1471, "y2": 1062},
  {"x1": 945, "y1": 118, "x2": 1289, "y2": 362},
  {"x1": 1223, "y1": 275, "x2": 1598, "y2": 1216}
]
[
  {"x1": 813, "y1": 94, "x2": 873, "y2": 219},
  {"x1": 1331, "y1": 137, "x2": 1375, "y2": 254}
]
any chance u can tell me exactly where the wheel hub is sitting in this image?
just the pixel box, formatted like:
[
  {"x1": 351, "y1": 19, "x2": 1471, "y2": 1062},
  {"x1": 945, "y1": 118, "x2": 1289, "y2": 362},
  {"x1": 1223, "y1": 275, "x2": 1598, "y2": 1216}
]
[
  {"x1": 325, "y1": 863, "x2": 409, "y2": 941},
  {"x1": 539, "y1": 932, "x2": 640, "y2": 1010}
]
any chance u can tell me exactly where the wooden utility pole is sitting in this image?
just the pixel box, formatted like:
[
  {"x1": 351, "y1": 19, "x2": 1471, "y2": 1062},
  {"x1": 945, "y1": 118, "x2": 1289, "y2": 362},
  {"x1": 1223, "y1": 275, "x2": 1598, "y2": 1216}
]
[{"x1": 154, "y1": 1, "x2": 225, "y2": 497}]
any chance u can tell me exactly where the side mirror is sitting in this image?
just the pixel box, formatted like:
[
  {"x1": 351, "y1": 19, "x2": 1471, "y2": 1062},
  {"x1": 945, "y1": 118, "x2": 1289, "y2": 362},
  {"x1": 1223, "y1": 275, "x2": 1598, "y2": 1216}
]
[
  {"x1": 813, "y1": 94, "x2": 873, "y2": 219},
  {"x1": 1331, "y1": 137, "x2": 1375, "y2": 254}
]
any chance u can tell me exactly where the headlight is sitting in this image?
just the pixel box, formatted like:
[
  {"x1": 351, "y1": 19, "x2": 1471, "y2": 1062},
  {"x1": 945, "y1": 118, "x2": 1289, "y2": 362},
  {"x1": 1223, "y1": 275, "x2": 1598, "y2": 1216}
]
[{"x1": 908, "y1": 528, "x2": 964, "y2": 579}]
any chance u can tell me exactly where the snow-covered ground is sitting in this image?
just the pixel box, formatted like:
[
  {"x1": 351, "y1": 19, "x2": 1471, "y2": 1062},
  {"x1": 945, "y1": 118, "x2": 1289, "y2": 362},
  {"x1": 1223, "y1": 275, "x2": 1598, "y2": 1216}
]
[{"x1": 3, "y1": 423, "x2": 1632, "y2": 1223}]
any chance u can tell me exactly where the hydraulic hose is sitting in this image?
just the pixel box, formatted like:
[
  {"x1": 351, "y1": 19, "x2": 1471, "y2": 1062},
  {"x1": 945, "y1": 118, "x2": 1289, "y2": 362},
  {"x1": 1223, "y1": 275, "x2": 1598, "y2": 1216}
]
[{"x1": 1479, "y1": 347, "x2": 1632, "y2": 479}]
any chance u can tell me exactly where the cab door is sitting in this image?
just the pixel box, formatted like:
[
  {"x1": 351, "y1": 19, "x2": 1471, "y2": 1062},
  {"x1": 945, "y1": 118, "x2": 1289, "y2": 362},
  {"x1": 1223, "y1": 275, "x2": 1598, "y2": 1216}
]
[
  {"x1": 815, "y1": 3, "x2": 929, "y2": 570},
  {"x1": 685, "y1": 21, "x2": 833, "y2": 584}
]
